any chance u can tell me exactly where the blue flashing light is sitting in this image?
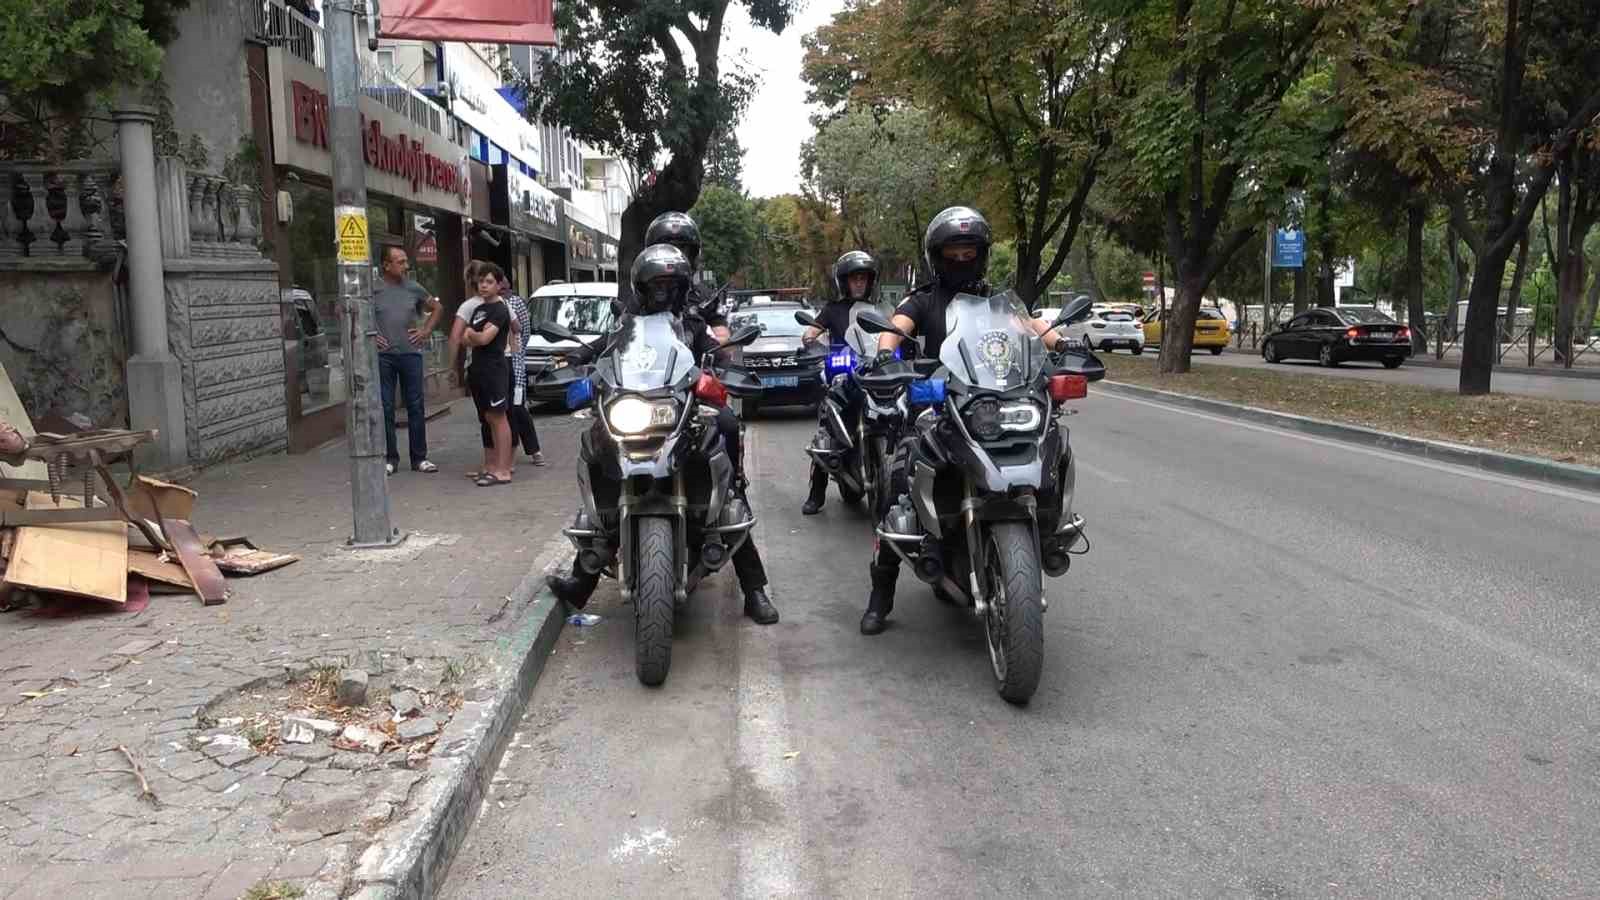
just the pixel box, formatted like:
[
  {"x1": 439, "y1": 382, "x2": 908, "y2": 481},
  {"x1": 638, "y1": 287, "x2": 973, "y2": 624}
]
[
  {"x1": 908, "y1": 378, "x2": 946, "y2": 407},
  {"x1": 825, "y1": 347, "x2": 856, "y2": 379},
  {"x1": 565, "y1": 378, "x2": 594, "y2": 410}
]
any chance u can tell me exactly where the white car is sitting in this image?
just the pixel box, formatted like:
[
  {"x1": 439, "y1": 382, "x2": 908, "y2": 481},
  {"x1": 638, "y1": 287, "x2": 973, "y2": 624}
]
[
  {"x1": 1062, "y1": 309, "x2": 1145, "y2": 353},
  {"x1": 524, "y1": 281, "x2": 619, "y2": 405}
]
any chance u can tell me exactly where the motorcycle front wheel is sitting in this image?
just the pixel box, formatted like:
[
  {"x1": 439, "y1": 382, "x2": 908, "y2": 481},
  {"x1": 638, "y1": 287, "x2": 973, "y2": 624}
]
[
  {"x1": 633, "y1": 516, "x2": 676, "y2": 686},
  {"x1": 983, "y1": 522, "x2": 1045, "y2": 704}
]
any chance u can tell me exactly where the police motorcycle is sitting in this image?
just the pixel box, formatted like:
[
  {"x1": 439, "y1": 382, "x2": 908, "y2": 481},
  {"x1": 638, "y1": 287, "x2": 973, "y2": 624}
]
[
  {"x1": 858, "y1": 291, "x2": 1101, "y2": 703},
  {"x1": 531, "y1": 314, "x2": 765, "y2": 686},
  {"x1": 791, "y1": 304, "x2": 905, "y2": 517}
]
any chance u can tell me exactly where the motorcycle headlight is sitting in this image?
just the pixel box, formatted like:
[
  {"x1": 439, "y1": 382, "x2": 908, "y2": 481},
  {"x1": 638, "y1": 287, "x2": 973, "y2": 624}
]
[
  {"x1": 964, "y1": 398, "x2": 1041, "y2": 440},
  {"x1": 608, "y1": 397, "x2": 677, "y2": 435}
]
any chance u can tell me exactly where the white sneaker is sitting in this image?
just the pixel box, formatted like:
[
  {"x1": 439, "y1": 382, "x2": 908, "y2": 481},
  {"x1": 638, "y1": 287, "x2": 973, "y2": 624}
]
[
  {"x1": 414, "y1": 460, "x2": 438, "y2": 474},
  {"x1": 385, "y1": 463, "x2": 396, "y2": 476}
]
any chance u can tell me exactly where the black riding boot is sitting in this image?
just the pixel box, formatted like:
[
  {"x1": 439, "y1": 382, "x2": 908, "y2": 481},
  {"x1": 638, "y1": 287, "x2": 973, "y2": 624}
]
[
  {"x1": 802, "y1": 463, "x2": 828, "y2": 515},
  {"x1": 860, "y1": 564, "x2": 898, "y2": 635},
  {"x1": 547, "y1": 561, "x2": 600, "y2": 610}
]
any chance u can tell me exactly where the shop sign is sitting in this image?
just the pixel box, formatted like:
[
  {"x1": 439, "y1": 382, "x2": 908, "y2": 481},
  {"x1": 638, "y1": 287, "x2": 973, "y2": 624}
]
[
  {"x1": 291, "y1": 81, "x2": 466, "y2": 199},
  {"x1": 444, "y1": 45, "x2": 541, "y2": 170},
  {"x1": 506, "y1": 167, "x2": 561, "y2": 240}
]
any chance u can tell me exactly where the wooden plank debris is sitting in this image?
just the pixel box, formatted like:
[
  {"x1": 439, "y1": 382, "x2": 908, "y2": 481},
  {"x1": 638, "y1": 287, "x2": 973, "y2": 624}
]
[
  {"x1": 4, "y1": 493, "x2": 128, "y2": 604},
  {"x1": 161, "y1": 516, "x2": 226, "y2": 605}
]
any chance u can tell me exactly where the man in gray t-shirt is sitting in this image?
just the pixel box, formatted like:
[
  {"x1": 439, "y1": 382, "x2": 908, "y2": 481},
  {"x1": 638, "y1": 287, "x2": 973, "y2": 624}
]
[{"x1": 373, "y1": 245, "x2": 442, "y2": 474}]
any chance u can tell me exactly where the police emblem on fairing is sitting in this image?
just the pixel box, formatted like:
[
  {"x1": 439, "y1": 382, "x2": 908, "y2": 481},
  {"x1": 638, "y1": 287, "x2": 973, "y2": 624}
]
[
  {"x1": 621, "y1": 344, "x2": 659, "y2": 374},
  {"x1": 978, "y1": 329, "x2": 1014, "y2": 378}
]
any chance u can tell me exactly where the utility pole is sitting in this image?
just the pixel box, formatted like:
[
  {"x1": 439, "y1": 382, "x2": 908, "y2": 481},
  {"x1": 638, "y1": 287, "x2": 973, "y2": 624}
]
[
  {"x1": 326, "y1": 0, "x2": 401, "y2": 547},
  {"x1": 1262, "y1": 223, "x2": 1273, "y2": 342}
]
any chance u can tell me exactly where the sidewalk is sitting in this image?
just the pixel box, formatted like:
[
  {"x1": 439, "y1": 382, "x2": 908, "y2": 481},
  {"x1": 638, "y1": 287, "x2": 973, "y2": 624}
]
[{"x1": 0, "y1": 401, "x2": 583, "y2": 899}]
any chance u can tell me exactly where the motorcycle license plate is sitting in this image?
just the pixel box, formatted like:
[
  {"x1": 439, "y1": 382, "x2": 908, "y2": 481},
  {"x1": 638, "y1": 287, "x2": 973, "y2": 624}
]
[{"x1": 767, "y1": 375, "x2": 799, "y2": 388}]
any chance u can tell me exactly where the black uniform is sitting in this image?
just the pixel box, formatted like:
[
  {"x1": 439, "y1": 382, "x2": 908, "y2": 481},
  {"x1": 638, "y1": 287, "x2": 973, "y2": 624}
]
[
  {"x1": 554, "y1": 289, "x2": 768, "y2": 598},
  {"x1": 804, "y1": 300, "x2": 865, "y2": 505}
]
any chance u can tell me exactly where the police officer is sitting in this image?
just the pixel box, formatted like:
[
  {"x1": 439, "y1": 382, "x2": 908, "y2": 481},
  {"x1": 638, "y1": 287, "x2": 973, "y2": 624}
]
[
  {"x1": 799, "y1": 250, "x2": 878, "y2": 515},
  {"x1": 859, "y1": 207, "x2": 1073, "y2": 635},
  {"x1": 547, "y1": 217, "x2": 779, "y2": 625}
]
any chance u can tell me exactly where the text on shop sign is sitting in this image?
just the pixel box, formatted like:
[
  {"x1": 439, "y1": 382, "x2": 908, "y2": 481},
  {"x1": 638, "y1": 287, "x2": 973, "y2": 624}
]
[{"x1": 291, "y1": 81, "x2": 465, "y2": 198}]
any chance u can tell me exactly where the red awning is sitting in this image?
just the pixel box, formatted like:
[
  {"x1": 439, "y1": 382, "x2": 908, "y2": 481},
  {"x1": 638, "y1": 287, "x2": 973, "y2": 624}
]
[{"x1": 378, "y1": 0, "x2": 556, "y2": 46}]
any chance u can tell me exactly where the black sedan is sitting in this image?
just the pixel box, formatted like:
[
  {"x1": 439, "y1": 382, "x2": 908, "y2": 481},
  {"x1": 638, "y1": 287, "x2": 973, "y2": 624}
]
[
  {"x1": 1262, "y1": 307, "x2": 1414, "y2": 369},
  {"x1": 727, "y1": 301, "x2": 827, "y2": 415}
]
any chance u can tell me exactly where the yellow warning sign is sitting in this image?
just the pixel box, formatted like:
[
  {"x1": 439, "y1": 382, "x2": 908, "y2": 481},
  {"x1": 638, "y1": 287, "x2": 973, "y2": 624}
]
[{"x1": 336, "y1": 210, "x2": 369, "y2": 264}]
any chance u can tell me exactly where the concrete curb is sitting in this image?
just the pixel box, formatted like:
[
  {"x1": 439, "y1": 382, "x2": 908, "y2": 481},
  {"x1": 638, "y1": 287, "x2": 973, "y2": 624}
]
[
  {"x1": 1098, "y1": 380, "x2": 1600, "y2": 495},
  {"x1": 345, "y1": 564, "x2": 568, "y2": 899},
  {"x1": 1218, "y1": 345, "x2": 1600, "y2": 380}
]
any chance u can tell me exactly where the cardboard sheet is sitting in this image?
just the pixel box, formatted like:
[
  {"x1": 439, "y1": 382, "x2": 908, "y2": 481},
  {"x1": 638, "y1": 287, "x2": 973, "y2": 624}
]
[{"x1": 4, "y1": 493, "x2": 128, "y2": 603}]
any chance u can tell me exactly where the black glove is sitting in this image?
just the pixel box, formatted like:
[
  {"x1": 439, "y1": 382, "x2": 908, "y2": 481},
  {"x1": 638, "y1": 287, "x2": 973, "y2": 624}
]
[{"x1": 874, "y1": 349, "x2": 897, "y2": 367}]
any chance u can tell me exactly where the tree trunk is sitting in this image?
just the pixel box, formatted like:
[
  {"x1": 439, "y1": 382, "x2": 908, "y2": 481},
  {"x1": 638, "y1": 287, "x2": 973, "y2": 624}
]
[
  {"x1": 1154, "y1": 253, "x2": 1166, "y2": 317},
  {"x1": 1502, "y1": 231, "x2": 1529, "y2": 343},
  {"x1": 1293, "y1": 265, "x2": 1308, "y2": 313},
  {"x1": 1579, "y1": 259, "x2": 1600, "y2": 347},
  {"x1": 617, "y1": 155, "x2": 704, "y2": 303},
  {"x1": 1551, "y1": 169, "x2": 1595, "y2": 364},
  {"x1": 1406, "y1": 200, "x2": 1427, "y2": 353},
  {"x1": 1157, "y1": 274, "x2": 1205, "y2": 374},
  {"x1": 1316, "y1": 260, "x2": 1335, "y2": 307}
]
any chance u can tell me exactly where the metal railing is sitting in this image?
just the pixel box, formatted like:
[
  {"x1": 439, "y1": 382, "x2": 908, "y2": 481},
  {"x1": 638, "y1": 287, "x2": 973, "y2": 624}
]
[{"x1": 255, "y1": 0, "x2": 447, "y2": 140}]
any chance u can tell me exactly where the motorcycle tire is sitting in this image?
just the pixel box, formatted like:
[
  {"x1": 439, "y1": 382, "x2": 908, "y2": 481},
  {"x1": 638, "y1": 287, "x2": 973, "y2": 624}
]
[
  {"x1": 634, "y1": 517, "x2": 676, "y2": 686},
  {"x1": 983, "y1": 522, "x2": 1045, "y2": 705}
]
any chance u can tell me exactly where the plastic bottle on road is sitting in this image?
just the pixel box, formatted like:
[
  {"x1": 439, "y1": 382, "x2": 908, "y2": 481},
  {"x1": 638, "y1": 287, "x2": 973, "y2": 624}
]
[{"x1": 568, "y1": 613, "x2": 602, "y2": 626}]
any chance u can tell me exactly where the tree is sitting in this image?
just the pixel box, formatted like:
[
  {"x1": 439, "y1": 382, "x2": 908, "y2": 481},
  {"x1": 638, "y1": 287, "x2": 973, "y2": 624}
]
[
  {"x1": 805, "y1": 106, "x2": 955, "y2": 276},
  {"x1": 505, "y1": 0, "x2": 793, "y2": 296},
  {"x1": 802, "y1": 0, "x2": 1126, "y2": 308},
  {"x1": 1348, "y1": 0, "x2": 1600, "y2": 393},
  {"x1": 704, "y1": 126, "x2": 745, "y2": 192},
  {"x1": 1112, "y1": 0, "x2": 1376, "y2": 374},
  {"x1": 0, "y1": 0, "x2": 192, "y2": 157},
  {"x1": 689, "y1": 184, "x2": 758, "y2": 281}
]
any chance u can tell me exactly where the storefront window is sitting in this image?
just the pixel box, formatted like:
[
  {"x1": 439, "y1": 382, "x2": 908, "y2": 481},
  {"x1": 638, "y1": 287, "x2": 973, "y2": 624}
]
[{"x1": 285, "y1": 183, "x2": 450, "y2": 417}]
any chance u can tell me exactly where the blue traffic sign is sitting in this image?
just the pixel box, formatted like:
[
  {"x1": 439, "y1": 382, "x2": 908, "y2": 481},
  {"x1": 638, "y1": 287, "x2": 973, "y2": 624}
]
[{"x1": 1273, "y1": 228, "x2": 1305, "y2": 268}]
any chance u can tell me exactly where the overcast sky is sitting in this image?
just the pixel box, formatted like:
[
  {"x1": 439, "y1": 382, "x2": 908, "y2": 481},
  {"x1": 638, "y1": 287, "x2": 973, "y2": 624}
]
[{"x1": 724, "y1": 0, "x2": 848, "y2": 198}]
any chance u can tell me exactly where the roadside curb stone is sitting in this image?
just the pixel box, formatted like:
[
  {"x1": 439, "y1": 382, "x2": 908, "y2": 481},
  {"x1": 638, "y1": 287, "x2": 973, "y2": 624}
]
[{"x1": 1099, "y1": 379, "x2": 1600, "y2": 494}]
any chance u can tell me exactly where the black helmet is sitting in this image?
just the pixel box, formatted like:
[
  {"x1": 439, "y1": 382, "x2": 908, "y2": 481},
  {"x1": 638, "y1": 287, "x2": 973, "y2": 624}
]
[
  {"x1": 924, "y1": 206, "x2": 992, "y2": 292},
  {"x1": 644, "y1": 212, "x2": 701, "y2": 269},
  {"x1": 630, "y1": 243, "x2": 693, "y2": 315},
  {"x1": 832, "y1": 251, "x2": 878, "y2": 302}
]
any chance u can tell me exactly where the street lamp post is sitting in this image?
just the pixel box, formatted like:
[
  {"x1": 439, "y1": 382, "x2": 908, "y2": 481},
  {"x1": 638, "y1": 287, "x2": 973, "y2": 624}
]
[{"x1": 326, "y1": 0, "x2": 402, "y2": 547}]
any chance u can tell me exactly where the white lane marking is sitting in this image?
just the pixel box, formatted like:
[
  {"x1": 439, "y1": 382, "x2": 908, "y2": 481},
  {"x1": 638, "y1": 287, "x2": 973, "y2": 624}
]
[
  {"x1": 1098, "y1": 391, "x2": 1600, "y2": 508},
  {"x1": 734, "y1": 422, "x2": 802, "y2": 899}
]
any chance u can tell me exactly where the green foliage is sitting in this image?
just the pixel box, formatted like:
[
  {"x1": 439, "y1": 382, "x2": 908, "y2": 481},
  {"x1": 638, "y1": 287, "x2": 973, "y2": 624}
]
[
  {"x1": 704, "y1": 127, "x2": 745, "y2": 192},
  {"x1": 806, "y1": 106, "x2": 956, "y2": 270},
  {"x1": 689, "y1": 184, "x2": 759, "y2": 281},
  {"x1": 0, "y1": 0, "x2": 190, "y2": 114},
  {"x1": 504, "y1": 0, "x2": 792, "y2": 180}
]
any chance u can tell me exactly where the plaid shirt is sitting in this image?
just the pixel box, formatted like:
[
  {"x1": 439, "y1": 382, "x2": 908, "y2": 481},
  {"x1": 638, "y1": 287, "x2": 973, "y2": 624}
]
[{"x1": 505, "y1": 293, "x2": 532, "y2": 388}]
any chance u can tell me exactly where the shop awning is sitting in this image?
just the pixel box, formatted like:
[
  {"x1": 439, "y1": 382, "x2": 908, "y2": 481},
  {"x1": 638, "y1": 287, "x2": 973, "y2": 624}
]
[{"x1": 379, "y1": 0, "x2": 556, "y2": 46}]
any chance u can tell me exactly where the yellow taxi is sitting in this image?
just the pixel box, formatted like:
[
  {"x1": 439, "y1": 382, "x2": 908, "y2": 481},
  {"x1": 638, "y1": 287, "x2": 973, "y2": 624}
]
[{"x1": 1142, "y1": 307, "x2": 1232, "y2": 355}]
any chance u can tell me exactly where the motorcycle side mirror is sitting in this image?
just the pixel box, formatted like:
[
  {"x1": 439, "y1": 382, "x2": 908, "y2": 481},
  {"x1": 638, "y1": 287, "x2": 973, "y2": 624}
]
[
  {"x1": 856, "y1": 310, "x2": 922, "y2": 351},
  {"x1": 718, "y1": 366, "x2": 765, "y2": 398},
  {"x1": 718, "y1": 324, "x2": 762, "y2": 350},
  {"x1": 535, "y1": 321, "x2": 576, "y2": 343},
  {"x1": 794, "y1": 310, "x2": 820, "y2": 329},
  {"x1": 1052, "y1": 294, "x2": 1094, "y2": 328}
]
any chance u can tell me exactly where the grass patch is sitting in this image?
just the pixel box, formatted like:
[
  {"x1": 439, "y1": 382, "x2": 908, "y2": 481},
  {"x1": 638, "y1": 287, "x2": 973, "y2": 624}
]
[{"x1": 1100, "y1": 354, "x2": 1600, "y2": 469}]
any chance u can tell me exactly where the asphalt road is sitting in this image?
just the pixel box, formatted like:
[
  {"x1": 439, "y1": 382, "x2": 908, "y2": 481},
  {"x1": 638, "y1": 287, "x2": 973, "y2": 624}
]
[
  {"x1": 444, "y1": 397, "x2": 1600, "y2": 898},
  {"x1": 1164, "y1": 346, "x2": 1600, "y2": 403}
]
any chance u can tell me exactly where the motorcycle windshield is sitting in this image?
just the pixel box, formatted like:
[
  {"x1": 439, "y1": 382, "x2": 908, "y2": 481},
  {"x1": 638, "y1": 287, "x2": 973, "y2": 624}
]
[
  {"x1": 938, "y1": 291, "x2": 1043, "y2": 390},
  {"x1": 842, "y1": 301, "x2": 878, "y2": 358},
  {"x1": 610, "y1": 312, "x2": 694, "y2": 391}
]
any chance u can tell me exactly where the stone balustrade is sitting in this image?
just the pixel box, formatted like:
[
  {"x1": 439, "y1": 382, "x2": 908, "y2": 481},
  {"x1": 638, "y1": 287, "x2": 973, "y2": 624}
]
[
  {"x1": 186, "y1": 172, "x2": 265, "y2": 258},
  {"x1": 0, "y1": 162, "x2": 123, "y2": 265}
]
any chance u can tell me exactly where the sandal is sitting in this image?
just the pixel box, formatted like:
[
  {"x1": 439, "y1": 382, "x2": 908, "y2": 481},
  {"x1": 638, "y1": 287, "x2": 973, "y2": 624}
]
[{"x1": 474, "y1": 474, "x2": 512, "y2": 487}]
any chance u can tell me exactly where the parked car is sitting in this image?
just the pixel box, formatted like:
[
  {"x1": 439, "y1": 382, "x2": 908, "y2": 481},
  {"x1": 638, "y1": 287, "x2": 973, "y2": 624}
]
[
  {"x1": 1261, "y1": 307, "x2": 1413, "y2": 368},
  {"x1": 284, "y1": 287, "x2": 330, "y2": 395},
  {"x1": 1063, "y1": 309, "x2": 1145, "y2": 354},
  {"x1": 727, "y1": 298, "x2": 827, "y2": 416},
  {"x1": 525, "y1": 281, "x2": 619, "y2": 406},
  {"x1": 1143, "y1": 306, "x2": 1232, "y2": 354}
]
